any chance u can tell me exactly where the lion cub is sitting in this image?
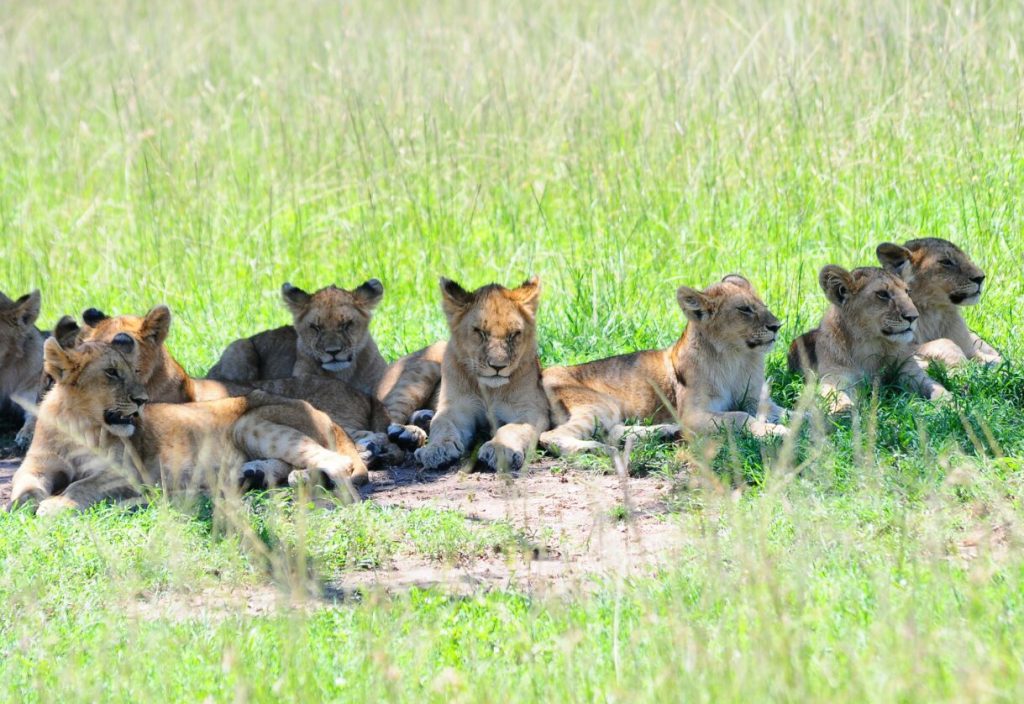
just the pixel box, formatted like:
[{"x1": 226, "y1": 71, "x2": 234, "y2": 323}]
[
  {"x1": 10, "y1": 336, "x2": 366, "y2": 515},
  {"x1": 414, "y1": 277, "x2": 549, "y2": 472},
  {"x1": 207, "y1": 280, "x2": 444, "y2": 447},
  {"x1": 541, "y1": 275, "x2": 788, "y2": 456},
  {"x1": 0, "y1": 290, "x2": 45, "y2": 447},
  {"x1": 71, "y1": 306, "x2": 392, "y2": 459},
  {"x1": 788, "y1": 265, "x2": 949, "y2": 415},
  {"x1": 876, "y1": 238, "x2": 1001, "y2": 366}
]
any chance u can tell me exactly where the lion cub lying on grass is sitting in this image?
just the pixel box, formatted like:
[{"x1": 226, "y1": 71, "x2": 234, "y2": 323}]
[
  {"x1": 789, "y1": 265, "x2": 949, "y2": 415},
  {"x1": 72, "y1": 306, "x2": 394, "y2": 459},
  {"x1": 876, "y1": 237, "x2": 1001, "y2": 366},
  {"x1": 415, "y1": 277, "x2": 549, "y2": 472},
  {"x1": 9, "y1": 336, "x2": 365, "y2": 515},
  {"x1": 0, "y1": 289, "x2": 46, "y2": 450},
  {"x1": 540, "y1": 275, "x2": 789, "y2": 456},
  {"x1": 207, "y1": 279, "x2": 445, "y2": 449}
]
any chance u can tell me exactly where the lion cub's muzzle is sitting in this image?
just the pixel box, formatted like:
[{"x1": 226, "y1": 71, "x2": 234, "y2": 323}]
[
  {"x1": 882, "y1": 314, "x2": 918, "y2": 343},
  {"x1": 950, "y1": 276, "x2": 985, "y2": 305},
  {"x1": 746, "y1": 321, "x2": 781, "y2": 349},
  {"x1": 320, "y1": 349, "x2": 354, "y2": 372}
]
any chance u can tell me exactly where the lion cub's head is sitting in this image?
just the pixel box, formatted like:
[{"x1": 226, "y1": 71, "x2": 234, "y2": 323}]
[
  {"x1": 43, "y1": 337, "x2": 149, "y2": 438},
  {"x1": 75, "y1": 305, "x2": 173, "y2": 385},
  {"x1": 876, "y1": 238, "x2": 986, "y2": 308},
  {"x1": 281, "y1": 280, "x2": 384, "y2": 372},
  {"x1": 676, "y1": 275, "x2": 781, "y2": 351},
  {"x1": 820, "y1": 266, "x2": 919, "y2": 345},
  {"x1": 0, "y1": 290, "x2": 41, "y2": 360},
  {"x1": 440, "y1": 276, "x2": 540, "y2": 388}
]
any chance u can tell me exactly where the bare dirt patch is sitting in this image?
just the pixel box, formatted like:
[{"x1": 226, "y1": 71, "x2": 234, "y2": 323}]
[
  {"x1": 2, "y1": 453, "x2": 687, "y2": 610},
  {"x1": 349, "y1": 459, "x2": 686, "y2": 595}
]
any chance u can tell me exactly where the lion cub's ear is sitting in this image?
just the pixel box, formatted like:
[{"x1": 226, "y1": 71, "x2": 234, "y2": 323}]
[
  {"x1": 281, "y1": 283, "x2": 312, "y2": 315},
  {"x1": 352, "y1": 279, "x2": 385, "y2": 310},
  {"x1": 676, "y1": 286, "x2": 712, "y2": 321},
  {"x1": 819, "y1": 266, "x2": 855, "y2": 306},
  {"x1": 509, "y1": 276, "x2": 541, "y2": 317},
  {"x1": 13, "y1": 290, "x2": 41, "y2": 327},
  {"x1": 52, "y1": 315, "x2": 82, "y2": 348},
  {"x1": 43, "y1": 337, "x2": 76, "y2": 383},
  {"x1": 721, "y1": 274, "x2": 753, "y2": 290},
  {"x1": 440, "y1": 278, "x2": 474, "y2": 320},
  {"x1": 81, "y1": 308, "x2": 109, "y2": 327},
  {"x1": 141, "y1": 305, "x2": 172, "y2": 345},
  {"x1": 876, "y1": 243, "x2": 913, "y2": 277}
]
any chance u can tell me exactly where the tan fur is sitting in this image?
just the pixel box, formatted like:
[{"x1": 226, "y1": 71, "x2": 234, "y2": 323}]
[
  {"x1": 206, "y1": 280, "x2": 444, "y2": 441},
  {"x1": 414, "y1": 277, "x2": 549, "y2": 472},
  {"x1": 788, "y1": 265, "x2": 948, "y2": 414},
  {"x1": 10, "y1": 339, "x2": 365, "y2": 515},
  {"x1": 71, "y1": 307, "x2": 393, "y2": 454},
  {"x1": 541, "y1": 275, "x2": 788, "y2": 456},
  {"x1": 0, "y1": 290, "x2": 46, "y2": 447},
  {"x1": 876, "y1": 238, "x2": 1001, "y2": 366}
]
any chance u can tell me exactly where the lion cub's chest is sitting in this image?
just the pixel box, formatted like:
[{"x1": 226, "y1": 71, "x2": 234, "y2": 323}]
[{"x1": 687, "y1": 357, "x2": 759, "y2": 413}]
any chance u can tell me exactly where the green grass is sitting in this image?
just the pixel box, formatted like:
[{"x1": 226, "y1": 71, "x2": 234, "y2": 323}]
[{"x1": 3, "y1": 0, "x2": 1024, "y2": 700}]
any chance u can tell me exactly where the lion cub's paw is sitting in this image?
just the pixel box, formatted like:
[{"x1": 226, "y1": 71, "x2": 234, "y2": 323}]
[
  {"x1": 748, "y1": 420, "x2": 790, "y2": 439},
  {"x1": 37, "y1": 495, "x2": 80, "y2": 516},
  {"x1": 929, "y1": 384, "x2": 952, "y2": 403},
  {"x1": 475, "y1": 441, "x2": 524, "y2": 473},
  {"x1": 415, "y1": 439, "x2": 464, "y2": 471},
  {"x1": 388, "y1": 423, "x2": 428, "y2": 451}
]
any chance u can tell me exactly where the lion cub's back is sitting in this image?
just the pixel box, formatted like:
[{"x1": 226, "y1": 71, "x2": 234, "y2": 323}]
[
  {"x1": 207, "y1": 326, "x2": 298, "y2": 381},
  {"x1": 138, "y1": 397, "x2": 252, "y2": 483},
  {"x1": 544, "y1": 348, "x2": 673, "y2": 419}
]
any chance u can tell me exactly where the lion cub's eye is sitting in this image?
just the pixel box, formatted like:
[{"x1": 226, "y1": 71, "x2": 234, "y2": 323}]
[
  {"x1": 508, "y1": 331, "x2": 522, "y2": 343},
  {"x1": 473, "y1": 327, "x2": 487, "y2": 341},
  {"x1": 310, "y1": 323, "x2": 322, "y2": 333},
  {"x1": 940, "y1": 258, "x2": 956, "y2": 268},
  {"x1": 105, "y1": 367, "x2": 120, "y2": 380},
  {"x1": 876, "y1": 291, "x2": 892, "y2": 302},
  {"x1": 736, "y1": 305, "x2": 755, "y2": 316}
]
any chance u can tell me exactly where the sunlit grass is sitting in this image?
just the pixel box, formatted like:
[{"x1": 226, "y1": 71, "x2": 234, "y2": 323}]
[{"x1": 2, "y1": 0, "x2": 1024, "y2": 700}]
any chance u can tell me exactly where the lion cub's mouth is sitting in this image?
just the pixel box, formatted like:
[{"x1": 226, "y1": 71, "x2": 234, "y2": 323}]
[
  {"x1": 746, "y1": 337, "x2": 776, "y2": 349},
  {"x1": 322, "y1": 359, "x2": 352, "y2": 372},
  {"x1": 950, "y1": 290, "x2": 981, "y2": 305},
  {"x1": 104, "y1": 410, "x2": 140, "y2": 436},
  {"x1": 882, "y1": 327, "x2": 914, "y2": 340}
]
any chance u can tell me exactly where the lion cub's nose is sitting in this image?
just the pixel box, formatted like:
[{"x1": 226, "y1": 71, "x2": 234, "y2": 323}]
[
  {"x1": 902, "y1": 313, "x2": 919, "y2": 324},
  {"x1": 971, "y1": 275, "x2": 985, "y2": 285},
  {"x1": 766, "y1": 322, "x2": 781, "y2": 333},
  {"x1": 489, "y1": 362, "x2": 508, "y2": 372},
  {"x1": 132, "y1": 396, "x2": 148, "y2": 407}
]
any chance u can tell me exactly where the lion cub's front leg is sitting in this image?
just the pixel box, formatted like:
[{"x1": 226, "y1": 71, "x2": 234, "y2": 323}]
[
  {"x1": 899, "y1": 359, "x2": 950, "y2": 402},
  {"x1": 415, "y1": 400, "x2": 481, "y2": 471},
  {"x1": 969, "y1": 332, "x2": 1003, "y2": 366},
  {"x1": 478, "y1": 422, "x2": 539, "y2": 472}
]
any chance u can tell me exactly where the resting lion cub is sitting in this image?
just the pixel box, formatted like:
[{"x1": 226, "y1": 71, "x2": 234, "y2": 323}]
[
  {"x1": 0, "y1": 290, "x2": 45, "y2": 448},
  {"x1": 10, "y1": 336, "x2": 365, "y2": 515},
  {"x1": 207, "y1": 280, "x2": 444, "y2": 446},
  {"x1": 788, "y1": 265, "x2": 949, "y2": 414},
  {"x1": 540, "y1": 275, "x2": 788, "y2": 456},
  {"x1": 414, "y1": 277, "x2": 549, "y2": 472},
  {"x1": 876, "y1": 238, "x2": 1001, "y2": 366},
  {"x1": 72, "y1": 306, "x2": 391, "y2": 450}
]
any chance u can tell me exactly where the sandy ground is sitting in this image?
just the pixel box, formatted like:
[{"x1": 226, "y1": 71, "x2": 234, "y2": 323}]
[{"x1": 1, "y1": 451, "x2": 687, "y2": 612}]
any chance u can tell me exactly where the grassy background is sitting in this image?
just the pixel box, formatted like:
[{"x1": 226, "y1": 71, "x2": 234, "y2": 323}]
[{"x1": 2, "y1": 0, "x2": 1024, "y2": 701}]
